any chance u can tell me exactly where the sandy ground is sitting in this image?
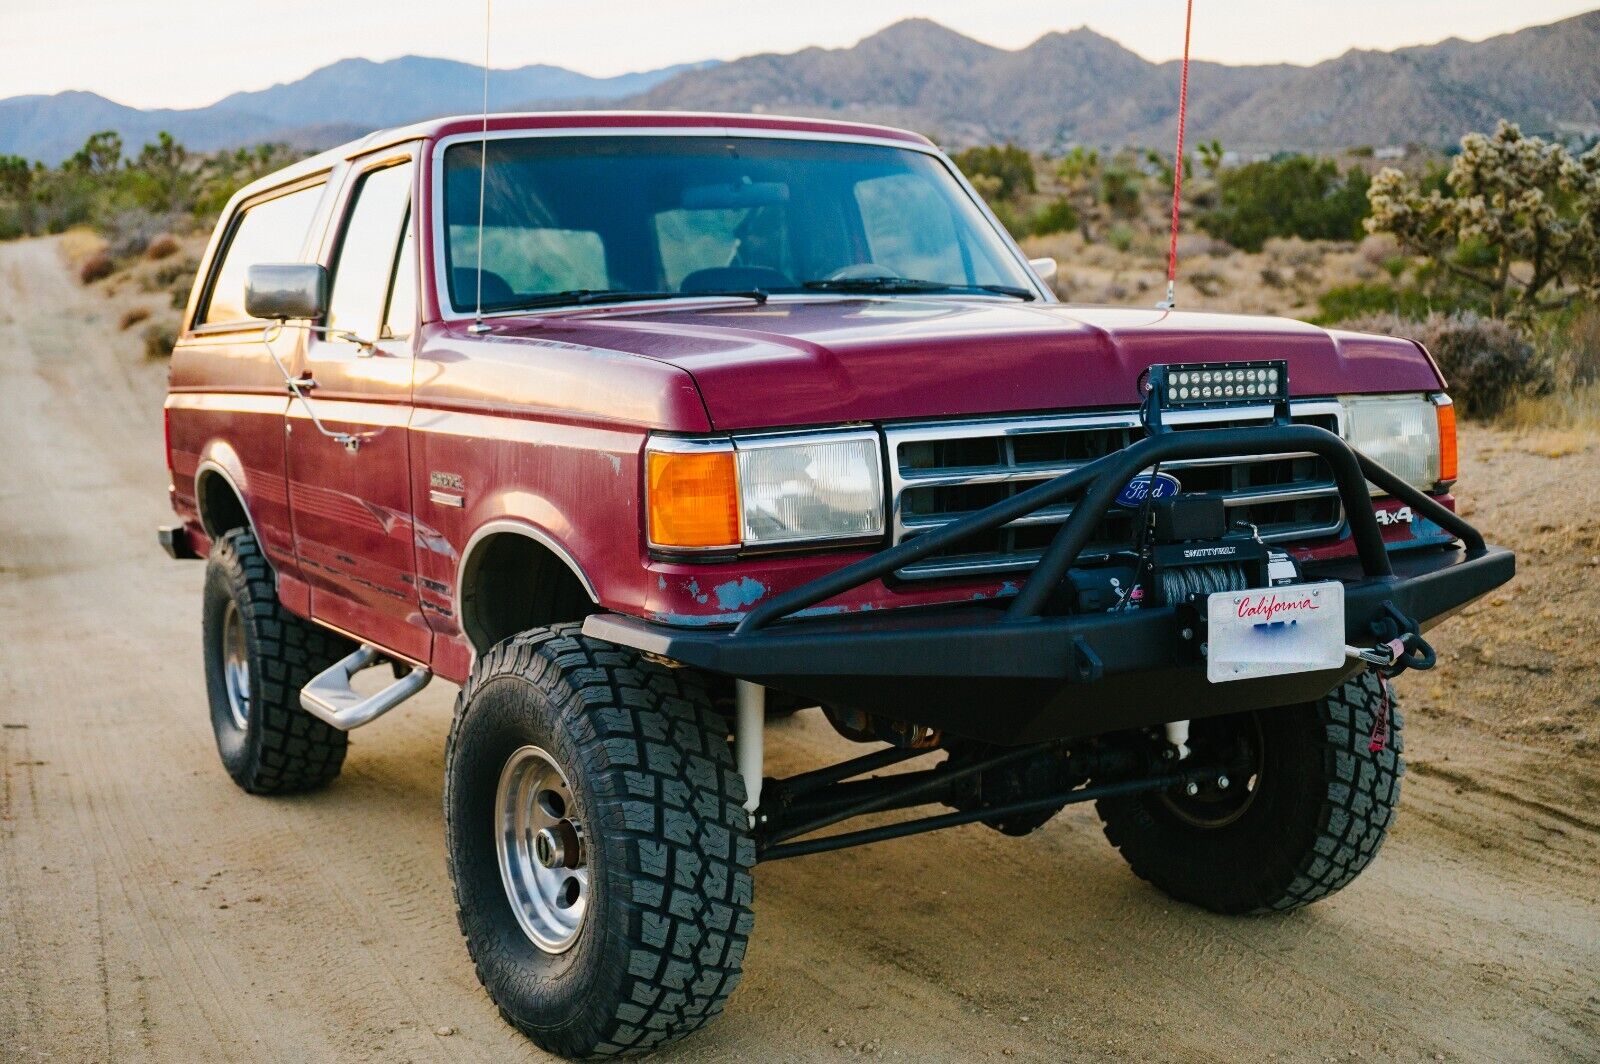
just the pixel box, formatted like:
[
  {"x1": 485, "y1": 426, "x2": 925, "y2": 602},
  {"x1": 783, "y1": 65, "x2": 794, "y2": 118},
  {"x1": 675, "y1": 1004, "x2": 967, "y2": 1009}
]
[{"x1": 1, "y1": 235, "x2": 1597, "y2": 1063}]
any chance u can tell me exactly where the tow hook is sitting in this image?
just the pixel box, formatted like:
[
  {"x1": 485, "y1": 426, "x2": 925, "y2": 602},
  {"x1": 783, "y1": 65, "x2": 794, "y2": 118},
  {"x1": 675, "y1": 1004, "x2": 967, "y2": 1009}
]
[{"x1": 1346, "y1": 601, "x2": 1437, "y2": 678}]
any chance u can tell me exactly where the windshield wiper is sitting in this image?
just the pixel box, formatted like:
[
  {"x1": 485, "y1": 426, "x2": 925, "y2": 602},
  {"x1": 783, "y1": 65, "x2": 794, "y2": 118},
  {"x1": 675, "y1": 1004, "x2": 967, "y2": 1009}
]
[
  {"x1": 491, "y1": 288, "x2": 768, "y2": 312},
  {"x1": 801, "y1": 277, "x2": 1036, "y2": 301}
]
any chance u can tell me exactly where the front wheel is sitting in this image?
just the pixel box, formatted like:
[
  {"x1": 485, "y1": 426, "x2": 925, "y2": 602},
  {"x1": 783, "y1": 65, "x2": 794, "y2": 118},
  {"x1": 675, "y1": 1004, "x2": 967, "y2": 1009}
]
[
  {"x1": 444, "y1": 625, "x2": 755, "y2": 1057},
  {"x1": 1096, "y1": 672, "x2": 1403, "y2": 914},
  {"x1": 202, "y1": 528, "x2": 354, "y2": 793}
]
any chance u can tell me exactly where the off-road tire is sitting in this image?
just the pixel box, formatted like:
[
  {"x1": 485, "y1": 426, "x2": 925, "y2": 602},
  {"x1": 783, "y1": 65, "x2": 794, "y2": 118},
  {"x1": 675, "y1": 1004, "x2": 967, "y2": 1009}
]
[
  {"x1": 1096, "y1": 672, "x2": 1403, "y2": 914},
  {"x1": 444, "y1": 624, "x2": 755, "y2": 1058},
  {"x1": 202, "y1": 527, "x2": 354, "y2": 793}
]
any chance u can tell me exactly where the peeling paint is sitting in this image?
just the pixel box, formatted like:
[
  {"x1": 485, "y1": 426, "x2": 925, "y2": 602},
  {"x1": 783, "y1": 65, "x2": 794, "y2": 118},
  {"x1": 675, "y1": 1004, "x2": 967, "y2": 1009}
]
[
  {"x1": 657, "y1": 575, "x2": 667, "y2": 590},
  {"x1": 713, "y1": 576, "x2": 767, "y2": 610},
  {"x1": 685, "y1": 578, "x2": 709, "y2": 604},
  {"x1": 648, "y1": 610, "x2": 745, "y2": 627},
  {"x1": 603, "y1": 453, "x2": 622, "y2": 476},
  {"x1": 794, "y1": 605, "x2": 848, "y2": 617}
]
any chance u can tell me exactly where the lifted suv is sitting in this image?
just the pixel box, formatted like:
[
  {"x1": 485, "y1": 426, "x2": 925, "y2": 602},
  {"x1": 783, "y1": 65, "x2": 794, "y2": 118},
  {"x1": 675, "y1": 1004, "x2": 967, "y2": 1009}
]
[{"x1": 160, "y1": 112, "x2": 1512, "y2": 1057}]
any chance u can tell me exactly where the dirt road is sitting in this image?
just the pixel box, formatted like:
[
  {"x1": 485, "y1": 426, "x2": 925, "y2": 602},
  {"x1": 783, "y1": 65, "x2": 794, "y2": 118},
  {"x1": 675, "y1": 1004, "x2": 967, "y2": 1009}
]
[{"x1": 2, "y1": 235, "x2": 1596, "y2": 1063}]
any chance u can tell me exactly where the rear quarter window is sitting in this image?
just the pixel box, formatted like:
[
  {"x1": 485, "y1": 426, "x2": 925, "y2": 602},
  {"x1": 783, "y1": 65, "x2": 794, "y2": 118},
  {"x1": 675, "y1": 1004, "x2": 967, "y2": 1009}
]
[{"x1": 200, "y1": 183, "x2": 326, "y2": 326}]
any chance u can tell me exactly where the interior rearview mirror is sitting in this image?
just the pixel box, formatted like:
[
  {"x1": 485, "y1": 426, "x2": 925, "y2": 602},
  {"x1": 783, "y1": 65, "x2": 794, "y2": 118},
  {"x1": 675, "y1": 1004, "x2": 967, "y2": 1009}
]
[
  {"x1": 1028, "y1": 257, "x2": 1058, "y2": 282},
  {"x1": 246, "y1": 263, "x2": 328, "y2": 320}
]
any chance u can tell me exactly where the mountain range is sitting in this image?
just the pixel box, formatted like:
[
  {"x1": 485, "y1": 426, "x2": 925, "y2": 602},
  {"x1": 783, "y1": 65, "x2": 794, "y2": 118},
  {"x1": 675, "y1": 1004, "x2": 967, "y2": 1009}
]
[
  {"x1": 0, "y1": 57, "x2": 714, "y2": 163},
  {"x1": 4, "y1": 12, "x2": 1598, "y2": 163}
]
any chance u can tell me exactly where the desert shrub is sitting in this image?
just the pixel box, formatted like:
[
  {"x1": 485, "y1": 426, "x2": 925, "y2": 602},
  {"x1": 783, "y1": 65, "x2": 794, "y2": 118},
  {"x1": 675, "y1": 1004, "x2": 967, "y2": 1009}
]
[
  {"x1": 1367, "y1": 122, "x2": 1600, "y2": 317},
  {"x1": 1187, "y1": 269, "x2": 1225, "y2": 297},
  {"x1": 1030, "y1": 197, "x2": 1080, "y2": 237},
  {"x1": 1199, "y1": 157, "x2": 1370, "y2": 252},
  {"x1": 152, "y1": 257, "x2": 197, "y2": 288},
  {"x1": 1263, "y1": 237, "x2": 1326, "y2": 268},
  {"x1": 1359, "y1": 233, "x2": 1400, "y2": 266},
  {"x1": 1175, "y1": 232, "x2": 1231, "y2": 259},
  {"x1": 1528, "y1": 304, "x2": 1600, "y2": 389},
  {"x1": 1100, "y1": 167, "x2": 1142, "y2": 219},
  {"x1": 1315, "y1": 283, "x2": 1436, "y2": 323},
  {"x1": 1332, "y1": 312, "x2": 1542, "y2": 417},
  {"x1": 104, "y1": 208, "x2": 171, "y2": 260},
  {"x1": 118, "y1": 306, "x2": 151, "y2": 330},
  {"x1": 1106, "y1": 224, "x2": 1135, "y2": 253},
  {"x1": 79, "y1": 251, "x2": 114, "y2": 284},
  {"x1": 951, "y1": 144, "x2": 1036, "y2": 201},
  {"x1": 146, "y1": 234, "x2": 180, "y2": 260},
  {"x1": 141, "y1": 321, "x2": 179, "y2": 359}
]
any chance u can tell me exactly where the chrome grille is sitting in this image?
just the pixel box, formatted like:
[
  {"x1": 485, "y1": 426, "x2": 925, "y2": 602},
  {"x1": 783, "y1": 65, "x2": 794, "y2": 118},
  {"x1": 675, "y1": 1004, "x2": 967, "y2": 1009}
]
[{"x1": 886, "y1": 403, "x2": 1346, "y2": 580}]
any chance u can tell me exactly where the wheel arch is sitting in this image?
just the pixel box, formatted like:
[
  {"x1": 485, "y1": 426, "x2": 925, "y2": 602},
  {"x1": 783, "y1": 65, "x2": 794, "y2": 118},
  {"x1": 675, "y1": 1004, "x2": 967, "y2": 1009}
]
[
  {"x1": 193, "y1": 455, "x2": 260, "y2": 545},
  {"x1": 456, "y1": 519, "x2": 599, "y2": 655}
]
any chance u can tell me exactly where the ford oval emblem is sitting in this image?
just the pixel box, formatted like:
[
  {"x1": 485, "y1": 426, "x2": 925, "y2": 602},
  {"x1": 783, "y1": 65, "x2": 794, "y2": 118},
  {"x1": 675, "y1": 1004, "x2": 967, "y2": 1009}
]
[{"x1": 1115, "y1": 471, "x2": 1182, "y2": 508}]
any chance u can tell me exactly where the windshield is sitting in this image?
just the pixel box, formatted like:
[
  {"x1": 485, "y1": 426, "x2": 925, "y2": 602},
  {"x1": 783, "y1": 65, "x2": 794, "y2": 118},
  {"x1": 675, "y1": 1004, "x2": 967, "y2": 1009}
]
[{"x1": 440, "y1": 135, "x2": 1035, "y2": 312}]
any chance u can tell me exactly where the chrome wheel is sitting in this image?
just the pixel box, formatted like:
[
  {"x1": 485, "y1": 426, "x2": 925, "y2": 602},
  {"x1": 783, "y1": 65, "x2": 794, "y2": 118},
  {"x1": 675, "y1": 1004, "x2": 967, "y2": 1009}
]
[
  {"x1": 221, "y1": 599, "x2": 251, "y2": 730},
  {"x1": 495, "y1": 745, "x2": 589, "y2": 953}
]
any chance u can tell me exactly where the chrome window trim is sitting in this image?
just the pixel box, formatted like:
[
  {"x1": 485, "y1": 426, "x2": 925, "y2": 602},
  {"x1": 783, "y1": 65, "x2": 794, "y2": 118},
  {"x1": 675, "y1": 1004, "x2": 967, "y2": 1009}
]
[
  {"x1": 883, "y1": 400, "x2": 1347, "y2": 579},
  {"x1": 425, "y1": 126, "x2": 1052, "y2": 324}
]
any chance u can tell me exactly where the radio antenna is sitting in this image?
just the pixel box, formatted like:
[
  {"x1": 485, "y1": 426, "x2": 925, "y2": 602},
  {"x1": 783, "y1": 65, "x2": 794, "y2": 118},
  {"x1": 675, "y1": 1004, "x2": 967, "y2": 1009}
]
[
  {"x1": 1158, "y1": 0, "x2": 1195, "y2": 311},
  {"x1": 469, "y1": 0, "x2": 492, "y2": 333}
]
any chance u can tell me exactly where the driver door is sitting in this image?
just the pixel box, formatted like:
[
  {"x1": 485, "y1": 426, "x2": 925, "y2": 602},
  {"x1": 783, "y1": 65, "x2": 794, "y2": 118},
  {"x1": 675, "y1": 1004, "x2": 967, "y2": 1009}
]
[{"x1": 285, "y1": 150, "x2": 429, "y2": 662}]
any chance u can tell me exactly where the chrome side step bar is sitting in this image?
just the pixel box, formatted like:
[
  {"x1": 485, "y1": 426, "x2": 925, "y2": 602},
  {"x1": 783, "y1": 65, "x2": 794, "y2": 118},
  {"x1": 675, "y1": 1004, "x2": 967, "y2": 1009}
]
[{"x1": 300, "y1": 645, "x2": 431, "y2": 731}]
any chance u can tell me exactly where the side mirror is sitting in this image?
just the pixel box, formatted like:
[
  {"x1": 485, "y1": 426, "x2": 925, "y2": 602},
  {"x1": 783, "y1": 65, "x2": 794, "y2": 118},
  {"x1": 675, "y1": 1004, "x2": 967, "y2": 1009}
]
[
  {"x1": 246, "y1": 263, "x2": 327, "y2": 320},
  {"x1": 1028, "y1": 257, "x2": 1058, "y2": 282}
]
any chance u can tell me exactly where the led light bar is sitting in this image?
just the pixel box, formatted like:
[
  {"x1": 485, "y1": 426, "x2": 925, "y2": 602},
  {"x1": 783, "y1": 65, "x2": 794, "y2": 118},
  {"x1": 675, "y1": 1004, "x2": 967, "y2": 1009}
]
[{"x1": 1152, "y1": 360, "x2": 1289, "y2": 409}]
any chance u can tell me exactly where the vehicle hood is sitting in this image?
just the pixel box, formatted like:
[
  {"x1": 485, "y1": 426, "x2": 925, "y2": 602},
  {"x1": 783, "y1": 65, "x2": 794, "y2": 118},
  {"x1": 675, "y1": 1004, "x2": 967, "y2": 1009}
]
[{"x1": 497, "y1": 298, "x2": 1443, "y2": 431}]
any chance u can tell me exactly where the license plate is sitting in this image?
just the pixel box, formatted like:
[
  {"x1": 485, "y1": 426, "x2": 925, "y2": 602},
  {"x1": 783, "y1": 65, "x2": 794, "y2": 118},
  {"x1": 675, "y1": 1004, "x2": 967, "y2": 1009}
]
[{"x1": 1206, "y1": 581, "x2": 1345, "y2": 683}]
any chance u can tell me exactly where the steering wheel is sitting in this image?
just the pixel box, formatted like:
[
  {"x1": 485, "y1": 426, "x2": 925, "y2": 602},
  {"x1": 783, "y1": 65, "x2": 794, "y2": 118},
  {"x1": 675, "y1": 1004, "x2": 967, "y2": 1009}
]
[{"x1": 824, "y1": 263, "x2": 903, "y2": 281}]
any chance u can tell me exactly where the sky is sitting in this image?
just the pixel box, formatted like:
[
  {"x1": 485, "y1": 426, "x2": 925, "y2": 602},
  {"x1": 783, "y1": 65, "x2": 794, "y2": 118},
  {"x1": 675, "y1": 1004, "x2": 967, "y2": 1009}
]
[{"x1": 3, "y1": 1, "x2": 1595, "y2": 109}]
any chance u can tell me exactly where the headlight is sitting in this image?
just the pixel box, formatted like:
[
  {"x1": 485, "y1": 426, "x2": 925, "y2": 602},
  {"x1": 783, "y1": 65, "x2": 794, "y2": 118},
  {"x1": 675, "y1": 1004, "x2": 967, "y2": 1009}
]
[
  {"x1": 1339, "y1": 394, "x2": 1444, "y2": 493},
  {"x1": 646, "y1": 431, "x2": 885, "y2": 551}
]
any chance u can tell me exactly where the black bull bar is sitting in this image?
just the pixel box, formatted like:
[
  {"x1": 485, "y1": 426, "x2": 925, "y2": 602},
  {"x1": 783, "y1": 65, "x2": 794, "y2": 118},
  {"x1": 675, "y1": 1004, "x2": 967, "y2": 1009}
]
[{"x1": 586, "y1": 424, "x2": 1514, "y2": 745}]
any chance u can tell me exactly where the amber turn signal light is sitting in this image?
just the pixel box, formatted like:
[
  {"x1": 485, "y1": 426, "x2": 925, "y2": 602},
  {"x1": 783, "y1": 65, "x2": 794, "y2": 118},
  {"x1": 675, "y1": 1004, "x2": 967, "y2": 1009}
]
[
  {"x1": 1436, "y1": 401, "x2": 1458, "y2": 484},
  {"x1": 647, "y1": 449, "x2": 740, "y2": 549}
]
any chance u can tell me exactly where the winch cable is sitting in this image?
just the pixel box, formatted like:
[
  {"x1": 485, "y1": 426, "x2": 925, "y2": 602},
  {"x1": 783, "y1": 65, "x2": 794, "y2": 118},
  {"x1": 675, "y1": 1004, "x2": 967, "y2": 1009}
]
[{"x1": 1159, "y1": 0, "x2": 1196, "y2": 310}]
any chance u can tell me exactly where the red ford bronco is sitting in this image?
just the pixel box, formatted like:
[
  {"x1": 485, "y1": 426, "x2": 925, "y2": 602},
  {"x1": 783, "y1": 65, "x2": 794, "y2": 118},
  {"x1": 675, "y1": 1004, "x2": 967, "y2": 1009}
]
[{"x1": 159, "y1": 112, "x2": 1513, "y2": 1057}]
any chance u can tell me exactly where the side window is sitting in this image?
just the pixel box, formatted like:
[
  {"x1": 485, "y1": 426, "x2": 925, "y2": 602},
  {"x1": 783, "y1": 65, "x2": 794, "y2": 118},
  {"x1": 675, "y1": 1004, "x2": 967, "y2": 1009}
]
[
  {"x1": 201, "y1": 183, "x2": 324, "y2": 326},
  {"x1": 383, "y1": 210, "x2": 416, "y2": 340},
  {"x1": 327, "y1": 160, "x2": 414, "y2": 342}
]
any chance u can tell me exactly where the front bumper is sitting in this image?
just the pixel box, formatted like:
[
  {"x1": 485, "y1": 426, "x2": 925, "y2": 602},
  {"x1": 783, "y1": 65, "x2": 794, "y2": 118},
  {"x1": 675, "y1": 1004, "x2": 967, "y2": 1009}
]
[
  {"x1": 586, "y1": 423, "x2": 1513, "y2": 745},
  {"x1": 586, "y1": 543, "x2": 1511, "y2": 744}
]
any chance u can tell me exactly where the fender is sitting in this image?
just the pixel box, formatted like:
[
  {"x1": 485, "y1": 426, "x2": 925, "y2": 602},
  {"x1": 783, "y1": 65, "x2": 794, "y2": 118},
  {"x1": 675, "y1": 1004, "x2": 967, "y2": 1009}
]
[
  {"x1": 193, "y1": 447, "x2": 257, "y2": 545},
  {"x1": 455, "y1": 516, "x2": 600, "y2": 620}
]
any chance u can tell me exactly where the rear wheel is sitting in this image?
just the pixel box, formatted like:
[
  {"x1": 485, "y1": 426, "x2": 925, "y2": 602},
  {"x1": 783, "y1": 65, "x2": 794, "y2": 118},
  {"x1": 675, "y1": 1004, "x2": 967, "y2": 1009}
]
[
  {"x1": 445, "y1": 625, "x2": 755, "y2": 1057},
  {"x1": 202, "y1": 528, "x2": 354, "y2": 793},
  {"x1": 1096, "y1": 672, "x2": 1403, "y2": 914}
]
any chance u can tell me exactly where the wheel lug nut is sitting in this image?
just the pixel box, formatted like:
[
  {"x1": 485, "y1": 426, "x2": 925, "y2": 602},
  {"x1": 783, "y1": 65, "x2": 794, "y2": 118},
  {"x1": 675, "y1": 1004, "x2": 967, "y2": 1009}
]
[
  {"x1": 1184, "y1": 782, "x2": 1200, "y2": 797},
  {"x1": 1216, "y1": 775, "x2": 1230, "y2": 790}
]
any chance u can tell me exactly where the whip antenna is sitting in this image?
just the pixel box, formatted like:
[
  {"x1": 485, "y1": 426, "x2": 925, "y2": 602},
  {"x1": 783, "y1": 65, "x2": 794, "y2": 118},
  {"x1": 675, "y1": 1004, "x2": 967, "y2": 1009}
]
[
  {"x1": 1159, "y1": 0, "x2": 1195, "y2": 310},
  {"x1": 470, "y1": 0, "x2": 492, "y2": 333}
]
